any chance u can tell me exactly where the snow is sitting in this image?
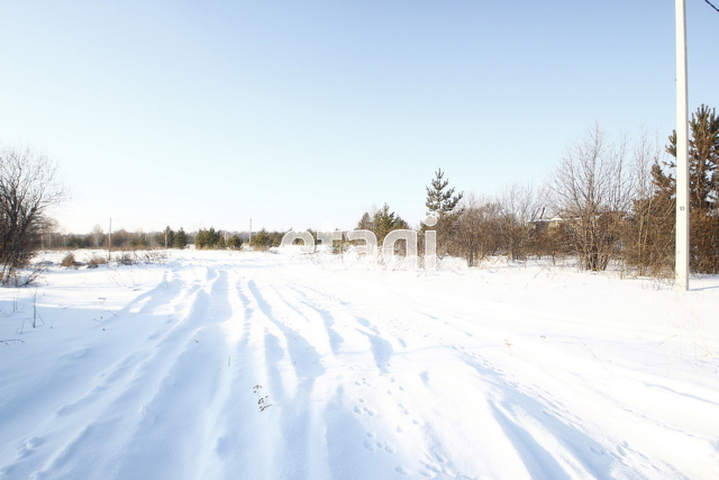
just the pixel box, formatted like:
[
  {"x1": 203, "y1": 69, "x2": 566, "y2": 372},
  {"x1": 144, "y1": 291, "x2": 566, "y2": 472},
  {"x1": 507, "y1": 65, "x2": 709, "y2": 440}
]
[{"x1": 1, "y1": 250, "x2": 718, "y2": 479}]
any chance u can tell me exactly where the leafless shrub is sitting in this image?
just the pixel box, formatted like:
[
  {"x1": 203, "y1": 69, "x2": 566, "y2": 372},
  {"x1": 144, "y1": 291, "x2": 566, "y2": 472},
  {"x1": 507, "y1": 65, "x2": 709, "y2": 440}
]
[
  {"x1": 116, "y1": 252, "x2": 136, "y2": 265},
  {"x1": 141, "y1": 251, "x2": 167, "y2": 264}
]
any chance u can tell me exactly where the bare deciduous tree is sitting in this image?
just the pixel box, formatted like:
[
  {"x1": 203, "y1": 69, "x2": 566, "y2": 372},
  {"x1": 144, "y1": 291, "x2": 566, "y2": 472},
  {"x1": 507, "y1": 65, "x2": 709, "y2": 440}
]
[
  {"x1": 496, "y1": 183, "x2": 547, "y2": 261},
  {"x1": 450, "y1": 195, "x2": 502, "y2": 266},
  {"x1": 622, "y1": 131, "x2": 675, "y2": 276},
  {"x1": 0, "y1": 146, "x2": 65, "y2": 284},
  {"x1": 90, "y1": 224, "x2": 105, "y2": 248},
  {"x1": 549, "y1": 125, "x2": 636, "y2": 271}
]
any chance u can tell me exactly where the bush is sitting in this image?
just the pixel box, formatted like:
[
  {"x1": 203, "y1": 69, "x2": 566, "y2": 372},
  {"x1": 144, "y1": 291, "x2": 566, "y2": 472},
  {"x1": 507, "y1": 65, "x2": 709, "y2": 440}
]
[
  {"x1": 141, "y1": 251, "x2": 166, "y2": 264},
  {"x1": 116, "y1": 252, "x2": 135, "y2": 265},
  {"x1": 88, "y1": 254, "x2": 108, "y2": 269},
  {"x1": 61, "y1": 253, "x2": 77, "y2": 268}
]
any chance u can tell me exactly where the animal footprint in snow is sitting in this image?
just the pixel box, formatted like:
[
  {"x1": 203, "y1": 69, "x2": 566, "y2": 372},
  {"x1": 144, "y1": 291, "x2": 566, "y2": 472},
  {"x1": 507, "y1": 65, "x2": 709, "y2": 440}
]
[
  {"x1": 354, "y1": 378, "x2": 372, "y2": 388},
  {"x1": 16, "y1": 436, "x2": 44, "y2": 458},
  {"x1": 253, "y1": 385, "x2": 273, "y2": 412}
]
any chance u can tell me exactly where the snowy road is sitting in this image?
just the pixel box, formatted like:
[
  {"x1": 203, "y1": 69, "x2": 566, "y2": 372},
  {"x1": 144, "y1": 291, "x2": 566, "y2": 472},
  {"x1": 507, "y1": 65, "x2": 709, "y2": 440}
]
[{"x1": 1, "y1": 251, "x2": 718, "y2": 479}]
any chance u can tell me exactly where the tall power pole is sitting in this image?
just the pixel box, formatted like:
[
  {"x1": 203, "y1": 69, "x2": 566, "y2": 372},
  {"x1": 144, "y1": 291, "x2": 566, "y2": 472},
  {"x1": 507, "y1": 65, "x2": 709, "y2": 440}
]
[{"x1": 675, "y1": 0, "x2": 690, "y2": 290}]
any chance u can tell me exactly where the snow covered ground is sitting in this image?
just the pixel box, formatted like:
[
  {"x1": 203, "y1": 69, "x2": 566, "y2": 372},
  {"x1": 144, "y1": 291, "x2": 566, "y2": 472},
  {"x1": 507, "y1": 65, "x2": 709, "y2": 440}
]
[{"x1": 1, "y1": 249, "x2": 718, "y2": 480}]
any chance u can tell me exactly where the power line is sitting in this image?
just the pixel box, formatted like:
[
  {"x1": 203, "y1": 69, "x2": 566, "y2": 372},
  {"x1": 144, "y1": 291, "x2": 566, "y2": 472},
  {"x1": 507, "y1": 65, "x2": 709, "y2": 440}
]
[{"x1": 705, "y1": 0, "x2": 719, "y2": 13}]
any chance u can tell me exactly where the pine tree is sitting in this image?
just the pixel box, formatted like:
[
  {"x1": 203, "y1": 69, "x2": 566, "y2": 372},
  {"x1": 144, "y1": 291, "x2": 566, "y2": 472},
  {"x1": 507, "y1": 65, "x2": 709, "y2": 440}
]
[
  {"x1": 373, "y1": 204, "x2": 409, "y2": 244},
  {"x1": 666, "y1": 104, "x2": 719, "y2": 211},
  {"x1": 357, "y1": 212, "x2": 374, "y2": 231},
  {"x1": 227, "y1": 235, "x2": 243, "y2": 250},
  {"x1": 250, "y1": 228, "x2": 271, "y2": 249},
  {"x1": 657, "y1": 104, "x2": 719, "y2": 273},
  {"x1": 355, "y1": 204, "x2": 408, "y2": 245},
  {"x1": 424, "y1": 169, "x2": 464, "y2": 257},
  {"x1": 425, "y1": 169, "x2": 463, "y2": 215}
]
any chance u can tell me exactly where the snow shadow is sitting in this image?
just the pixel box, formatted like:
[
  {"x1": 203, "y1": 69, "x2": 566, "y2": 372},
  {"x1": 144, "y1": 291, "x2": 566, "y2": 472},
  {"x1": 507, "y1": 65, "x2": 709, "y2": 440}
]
[
  {"x1": 487, "y1": 387, "x2": 629, "y2": 480},
  {"x1": 358, "y1": 330, "x2": 394, "y2": 373},
  {"x1": 248, "y1": 280, "x2": 325, "y2": 380}
]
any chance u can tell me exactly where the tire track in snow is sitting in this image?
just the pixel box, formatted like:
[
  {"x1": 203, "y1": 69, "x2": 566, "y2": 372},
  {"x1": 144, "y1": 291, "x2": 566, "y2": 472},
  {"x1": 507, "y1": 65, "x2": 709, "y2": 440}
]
[
  {"x1": 240, "y1": 268, "x2": 643, "y2": 478},
  {"x1": 372, "y1": 292, "x2": 706, "y2": 479},
  {"x1": 2, "y1": 266, "x2": 240, "y2": 480},
  {"x1": 248, "y1": 280, "x2": 326, "y2": 380},
  {"x1": 267, "y1": 282, "x2": 345, "y2": 355},
  {"x1": 275, "y1": 282, "x2": 399, "y2": 375},
  {"x1": 197, "y1": 270, "x2": 285, "y2": 480},
  {"x1": 0, "y1": 270, "x2": 192, "y2": 450},
  {"x1": 250, "y1": 276, "x2": 419, "y2": 478},
  {"x1": 109, "y1": 268, "x2": 237, "y2": 480},
  {"x1": 265, "y1": 281, "x2": 430, "y2": 477},
  {"x1": 271, "y1": 276, "x2": 646, "y2": 478},
  {"x1": 0, "y1": 265, "x2": 205, "y2": 479},
  {"x1": 244, "y1": 278, "x2": 331, "y2": 480}
]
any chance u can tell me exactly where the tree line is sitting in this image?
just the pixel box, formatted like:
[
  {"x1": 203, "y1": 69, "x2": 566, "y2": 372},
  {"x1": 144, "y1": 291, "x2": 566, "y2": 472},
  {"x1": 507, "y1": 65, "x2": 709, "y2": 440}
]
[
  {"x1": 1, "y1": 105, "x2": 717, "y2": 283},
  {"x1": 356, "y1": 105, "x2": 719, "y2": 275},
  {"x1": 41, "y1": 226, "x2": 287, "y2": 252}
]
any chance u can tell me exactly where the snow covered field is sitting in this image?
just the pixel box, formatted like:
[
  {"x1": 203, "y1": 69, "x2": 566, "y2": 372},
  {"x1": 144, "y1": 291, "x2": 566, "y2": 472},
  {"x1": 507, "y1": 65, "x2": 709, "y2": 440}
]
[{"x1": 1, "y1": 250, "x2": 718, "y2": 480}]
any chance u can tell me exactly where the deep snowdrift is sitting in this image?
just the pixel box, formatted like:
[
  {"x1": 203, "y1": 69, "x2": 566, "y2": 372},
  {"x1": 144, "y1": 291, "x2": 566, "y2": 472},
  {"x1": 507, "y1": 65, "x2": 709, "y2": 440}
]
[{"x1": 1, "y1": 250, "x2": 718, "y2": 479}]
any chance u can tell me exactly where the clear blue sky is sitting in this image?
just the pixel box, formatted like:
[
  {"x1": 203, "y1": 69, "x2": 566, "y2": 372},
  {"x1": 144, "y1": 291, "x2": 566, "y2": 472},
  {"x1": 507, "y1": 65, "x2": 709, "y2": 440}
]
[{"x1": 1, "y1": 1, "x2": 718, "y2": 234}]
